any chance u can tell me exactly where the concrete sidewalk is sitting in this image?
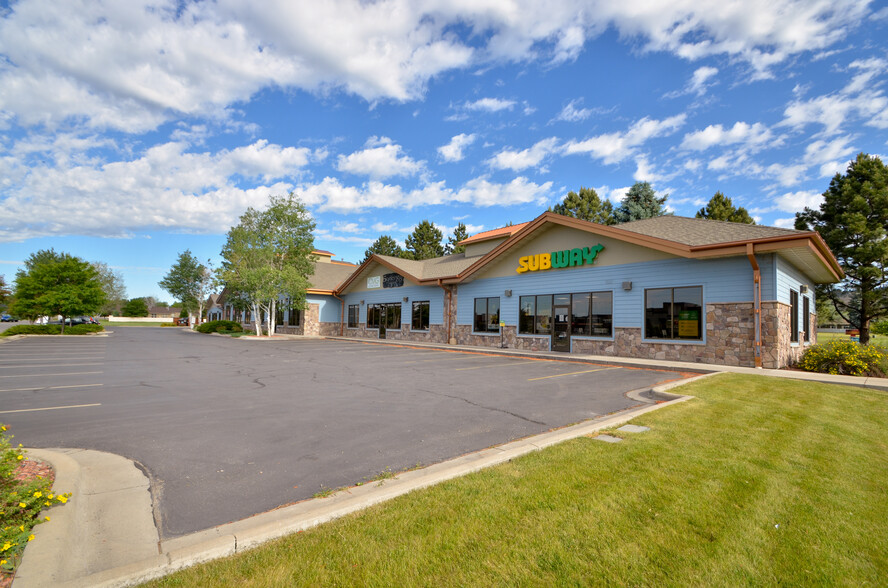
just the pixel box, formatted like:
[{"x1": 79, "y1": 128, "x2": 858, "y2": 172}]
[{"x1": 14, "y1": 377, "x2": 700, "y2": 588}]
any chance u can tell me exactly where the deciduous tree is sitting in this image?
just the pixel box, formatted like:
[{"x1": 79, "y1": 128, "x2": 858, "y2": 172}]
[
  {"x1": 615, "y1": 182, "x2": 669, "y2": 223},
  {"x1": 695, "y1": 191, "x2": 755, "y2": 224},
  {"x1": 12, "y1": 252, "x2": 105, "y2": 332},
  {"x1": 550, "y1": 187, "x2": 616, "y2": 225},
  {"x1": 159, "y1": 250, "x2": 212, "y2": 328},
  {"x1": 92, "y1": 262, "x2": 127, "y2": 315},
  {"x1": 121, "y1": 297, "x2": 149, "y2": 317},
  {"x1": 795, "y1": 153, "x2": 888, "y2": 344},
  {"x1": 218, "y1": 193, "x2": 316, "y2": 336},
  {"x1": 404, "y1": 220, "x2": 444, "y2": 260}
]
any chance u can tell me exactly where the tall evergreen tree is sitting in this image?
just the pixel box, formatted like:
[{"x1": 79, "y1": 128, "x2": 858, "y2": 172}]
[
  {"x1": 550, "y1": 187, "x2": 616, "y2": 225},
  {"x1": 614, "y1": 182, "x2": 669, "y2": 223},
  {"x1": 362, "y1": 235, "x2": 405, "y2": 263},
  {"x1": 445, "y1": 223, "x2": 469, "y2": 254},
  {"x1": 404, "y1": 220, "x2": 444, "y2": 260},
  {"x1": 795, "y1": 153, "x2": 888, "y2": 344},
  {"x1": 695, "y1": 191, "x2": 755, "y2": 224}
]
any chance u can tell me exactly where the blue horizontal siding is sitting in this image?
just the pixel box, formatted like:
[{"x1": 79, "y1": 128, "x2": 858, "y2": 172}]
[
  {"x1": 307, "y1": 295, "x2": 341, "y2": 323},
  {"x1": 775, "y1": 257, "x2": 815, "y2": 335},
  {"x1": 342, "y1": 285, "x2": 444, "y2": 324},
  {"x1": 457, "y1": 256, "x2": 758, "y2": 328}
]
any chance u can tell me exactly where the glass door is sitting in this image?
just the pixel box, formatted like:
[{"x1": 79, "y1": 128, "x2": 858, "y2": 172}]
[{"x1": 552, "y1": 294, "x2": 571, "y2": 352}]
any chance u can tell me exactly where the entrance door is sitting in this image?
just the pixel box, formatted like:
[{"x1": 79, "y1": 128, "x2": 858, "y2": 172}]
[{"x1": 552, "y1": 294, "x2": 571, "y2": 352}]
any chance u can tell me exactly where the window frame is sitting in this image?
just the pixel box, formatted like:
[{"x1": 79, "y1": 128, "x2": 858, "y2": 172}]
[
  {"x1": 347, "y1": 304, "x2": 359, "y2": 329},
  {"x1": 643, "y1": 286, "x2": 703, "y2": 342},
  {"x1": 473, "y1": 297, "x2": 500, "y2": 334},
  {"x1": 411, "y1": 300, "x2": 430, "y2": 331},
  {"x1": 517, "y1": 291, "x2": 613, "y2": 338},
  {"x1": 790, "y1": 289, "x2": 799, "y2": 343},
  {"x1": 803, "y1": 295, "x2": 810, "y2": 343}
]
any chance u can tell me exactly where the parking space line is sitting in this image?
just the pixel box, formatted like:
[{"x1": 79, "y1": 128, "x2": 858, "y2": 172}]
[
  {"x1": 0, "y1": 383, "x2": 103, "y2": 393},
  {"x1": 527, "y1": 367, "x2": 616, "y2": 381},
  {"x1": 0, "y1": 371, "x2": 103, "y2": 379},
  {"x1": 455, "y1": 360, "x2": 541, "y2": 371},
  {"x1": 0, "y1": 357, "x2": 104, "y2": 362},
  {"x1": 0, "y1": 403, "x2": 101, "y2": 414},
  {"x1": 0, "y1": 363, "x2": 104, "y2": 369}
]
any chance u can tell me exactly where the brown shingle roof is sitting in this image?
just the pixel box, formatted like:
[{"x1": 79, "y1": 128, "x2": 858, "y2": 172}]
[
  {"x1": 372, "y1": 253, "x2": 478, "y2": 281},
  {"x1": 309, "y1": 260, "x2": 357, "y2": 291},
  {"x1": 459, "y1": 222, "x2": 529, "y2": 245},
  {"x1": 618, "y1": 216, "x2": 803, "y2": 246}
]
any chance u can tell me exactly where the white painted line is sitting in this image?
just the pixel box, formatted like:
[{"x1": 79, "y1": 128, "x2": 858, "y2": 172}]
[
  {"x1": 455, "y1": 360, "x2": 541, "y2": 371},
  {"x1": 0, "y1": 403, "x2": 102, "y2": 414},
  {"x1": 528, "y1": 367, "x2": 614, "y2": 381},
  {"x1": 0, "y1": 363, "x2": 104, "y2": 369},
  {"x1": 0, "y1": 357, "x2": 104, "y2": 362},
  {"x1": 0, "y1": 383, "x2": 103, "y2": 393},
  {"x1": 0, "y1": 371, "x2": 103, "y2": 379}
]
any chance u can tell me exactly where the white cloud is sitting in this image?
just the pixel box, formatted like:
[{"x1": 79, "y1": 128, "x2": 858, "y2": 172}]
[
  {"x1": 766, "y1": 162, "x2": 808, "y2": 186},
  {"x1": 336, "y1": 136, "x2": 423, "y2": 179},
  {"x1": 438, "y1": 133, "x2": 476, "y2": 162},
  {"x1": 772, "y1": 218, "x2": 797, "y2": 228},
  {"x1": 554, "y1": 98, "x2": 592, "y2": 122},
  {"x1": 689, "y1": 66, "x2": 719, "y2": 95},
  {"x1": 330, "y1": 221, "x2": 364, "y2": 234},
  {"x1": 564, "y1": 115, "x2": 686, "y2": 164},
  {"x1": 804, "y1": 136, "x2": 855, "y2": 177},
  {"x1": 465, "y1": 98, "x2": 515, "y2": 112},
  {"x1": 773, "y1": 190, "x2": 823, "y2": 213},
  {"x1": 0, "y1": 138, "x2": 315, "y2": 241},
  {"x1": 488, "y1": 137, "x2": 559, "y2": 171},
  {"x1": 681, "y1": 121, "x2": 773, "y2": 151},
  {"x1": 0, "y1": 0, "x2": 871, "y2": 134}
]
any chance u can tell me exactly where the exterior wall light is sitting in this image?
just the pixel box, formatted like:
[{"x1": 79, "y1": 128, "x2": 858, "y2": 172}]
[
  {"x1": 504, "y1": 289, "x2": 512, "y2": 297},
  {"x1": 403, "y1": 296, "x2": 409, "y2": 302},
  {"x1": 800, "y1": 285, "x2": 809, "y2": 294},
  {"x1": 622, "y1": 281, "x2": 632, "y2": 291},
  {"x1": 360, "y1": 300, "x2": 365, "y2": 305}
]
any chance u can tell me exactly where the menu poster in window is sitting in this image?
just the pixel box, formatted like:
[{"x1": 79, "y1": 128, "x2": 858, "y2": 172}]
[
  {"x1": 677, "y1": 310, "x2": 699, "y2": 337},
  {"x1": 383, "y1": 273, "x2": 404, "y2": 288},
  {"x1": 367, "y1": 276, "x2": 381, "y2": 289}
]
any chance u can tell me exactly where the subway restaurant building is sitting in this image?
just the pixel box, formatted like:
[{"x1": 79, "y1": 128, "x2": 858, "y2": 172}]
[{"x1": 335, "y1": 212, "x2": 843, "y2": 369}]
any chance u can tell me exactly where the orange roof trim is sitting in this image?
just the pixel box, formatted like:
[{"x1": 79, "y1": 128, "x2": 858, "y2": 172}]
[{"x1": 458, "y1": 222, "x2": 529, "y2": 245}]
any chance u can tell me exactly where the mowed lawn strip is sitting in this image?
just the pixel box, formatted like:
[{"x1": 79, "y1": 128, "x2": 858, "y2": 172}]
[{"x1": 143, "y1": 374, "x2": 888, "y2": 586}]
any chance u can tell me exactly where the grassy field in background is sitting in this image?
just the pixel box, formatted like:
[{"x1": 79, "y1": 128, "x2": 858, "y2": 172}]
[
  {"x1": 143, "y1": 373, "x2": 888, "y2": 587},
  {"x1": 99, "y1": 319, "x2": 174, "y2": 327},
  {"x1": 817, "y1": 331, "x2": 888, "y2": 346}
]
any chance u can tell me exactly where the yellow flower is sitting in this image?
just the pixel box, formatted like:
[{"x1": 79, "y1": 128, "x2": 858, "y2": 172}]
[
  {"x1": 18, "y1": 525, "x2": 23, "y2": 532},
  {"x1": 58, "y1": 496, "x2": 67, "y2": 504},
  {"x1": 33, "y1": 491, "x2": 42, "y2": 498},
  {"x1": 18, "y1": 502, "x2": 26, "y2": 508},
  {"x1": 44, "y1": 502, "x2": 50, "y2": 506},
  {"x1": 1, "y1": 559, "x2": 6, "y2": 566},
  {"x1": 2, "y1": 542, "x2": 11, "y2": 551},
  {"x1": 27, "y1": 534, "x2": 34, "y2": 542},
  {"x1": 44, "y1": 516, "x2": 50, "y2": 522},
  {"x1": 16, "y1": 455, "x2": 23, "y2": 461},
  {"x1": 48, "y1": 494, "x2": 54, "y2": 500}
]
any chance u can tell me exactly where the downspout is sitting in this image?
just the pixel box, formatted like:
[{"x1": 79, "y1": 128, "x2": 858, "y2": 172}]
[
  {"x1": 333, "y1": 293, "x2": 345, "y2": 337},
  {"x1": 437, "y1": 279, "x2": 452, "y2": 344},
  {"x1": 747, "y1": 243, "x2": 763, "y2": 368}
]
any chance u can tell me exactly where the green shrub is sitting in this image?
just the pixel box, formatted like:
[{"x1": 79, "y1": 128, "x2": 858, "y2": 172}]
[
  {"x1": 0, "y1": 323, "x2": 103, "y2": 337},
  {"x1": 1, "y1": 424, "x2": 71, "y2": 574},
  {"x1": 797, "y1": 340, "x2": 888, "y2": 377},
  {"x1": 195, "y1": 320, "x2": 243, "y2": 334}
]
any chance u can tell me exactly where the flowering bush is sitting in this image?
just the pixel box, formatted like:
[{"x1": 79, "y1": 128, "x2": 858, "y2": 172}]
[
  {"x1": 797, "y1": 340, "x2": 888, "y2": 377},
  {"x1": 0, "y1": 425, "x2": 71, "y2": 575}
]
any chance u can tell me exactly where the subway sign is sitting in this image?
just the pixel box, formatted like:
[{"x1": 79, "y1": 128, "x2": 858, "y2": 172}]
[{"x1": 516, "y1": 244, "x2": 604, "y2": 273}]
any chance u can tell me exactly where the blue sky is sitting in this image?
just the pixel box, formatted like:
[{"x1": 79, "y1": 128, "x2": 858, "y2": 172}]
[{"x1": 1, "y1": 0, "x2": 887, "y2": 301}]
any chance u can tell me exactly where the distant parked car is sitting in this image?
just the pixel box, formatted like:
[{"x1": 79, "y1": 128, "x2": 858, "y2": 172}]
[{"x1": 1, "y1": 314, "x2": 18, "y2": 322}]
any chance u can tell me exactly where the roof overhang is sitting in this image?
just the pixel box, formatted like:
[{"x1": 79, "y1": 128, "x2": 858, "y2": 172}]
[{"x1": 335, "y1": 255, "x2": 423, "y2": 294}]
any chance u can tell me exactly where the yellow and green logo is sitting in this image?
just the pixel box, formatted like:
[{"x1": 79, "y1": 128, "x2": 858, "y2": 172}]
[{"x1": 516, "y1": 244, "x2": 604, "y2": 273}]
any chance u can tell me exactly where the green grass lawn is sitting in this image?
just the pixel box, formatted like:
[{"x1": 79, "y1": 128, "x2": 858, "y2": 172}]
[
  {"x1": 99, "y1": 319, "x2": 174, "y2": 327},
  {"x1": 817, "y1": 330, "x2": 888, "y2": 347},
  {"x1": 143, "y1": 374, "x2": 888, "y2": 586}
]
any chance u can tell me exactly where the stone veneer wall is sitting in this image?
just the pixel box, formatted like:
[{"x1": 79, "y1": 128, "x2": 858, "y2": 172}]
[
  {"x1": 342, "y1": 323, "x2": 448, "y2": 343},
  {"x1": 452, "y1": 301, "x2": 812, "y2": 368}
]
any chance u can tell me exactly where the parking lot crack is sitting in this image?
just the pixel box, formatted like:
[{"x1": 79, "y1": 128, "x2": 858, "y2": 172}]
[{"x1": 417, "y1": 387, "x2": 546, "y2": 426}]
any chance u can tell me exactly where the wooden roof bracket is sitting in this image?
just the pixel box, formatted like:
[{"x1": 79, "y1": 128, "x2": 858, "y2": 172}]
[{"x1": 747, "y1": 243, "x2": 763, "y2": 368}]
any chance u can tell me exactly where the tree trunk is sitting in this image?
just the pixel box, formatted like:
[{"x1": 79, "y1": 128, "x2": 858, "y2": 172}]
[
  {"x1": 860, "y1": 289, "x2": 870, "y2": 345},
  {"x1": 60, "y1": 315, "x2": 65, "y2": 335},
  {"x1": 252, "y1": 303, "x2": 262, "y2": 336},
  {"x1": 268, "y1": 299, "x2": 276, "y2": 336}
]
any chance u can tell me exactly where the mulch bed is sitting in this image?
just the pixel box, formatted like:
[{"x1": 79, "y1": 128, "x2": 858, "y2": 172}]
[{"x1": 1, "y1": 458, "x2": 55, "y2": 588}]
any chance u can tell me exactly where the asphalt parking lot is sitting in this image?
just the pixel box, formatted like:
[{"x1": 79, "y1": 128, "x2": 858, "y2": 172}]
[{"x1": 1, "y1": 327, "x2": 688, "y2": 538}]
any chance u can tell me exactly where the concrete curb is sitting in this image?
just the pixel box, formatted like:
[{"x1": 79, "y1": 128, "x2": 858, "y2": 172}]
[{"x1": 18, "y1": 385, "x2": 694, "y2": 588}]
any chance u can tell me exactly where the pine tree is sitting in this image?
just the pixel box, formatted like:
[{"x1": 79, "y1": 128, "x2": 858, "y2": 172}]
[
  {"x1": 362, "y1": 235, "x2": 405, "y2": 263},
  {"x1": 795, "y1": 153, "x2": 888, "y2": 344},
  {"x1": 695, "y1": 192, "x2": 755, "y2": 224},
  {"x1": 404, "y1": 220, "x2": 444, "y2": 260},
  {"x1": 445, "y1": 223, "x2": 469, "y2": 254},
  {"x1": 550, "y1": 187, "x2": 616, "y2": 225},
  {"x1": 615, "y1": 182, "x2": 669, "y2": 223}
]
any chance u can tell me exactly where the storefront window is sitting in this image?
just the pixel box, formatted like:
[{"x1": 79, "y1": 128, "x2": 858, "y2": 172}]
[
  {"x1": 535, "y1": 295, "x2": 552, "y2": 334},
  {"x1": 288, "y1": 304, "x2": 301, "y2": 326},
  {"x1": 347, "y1": 304, "x2": 359, "y2": 328},
  {"x1": 645, "y1": 286, "x2": 702, "y2": 340},
  {"x1": 367, "y1": 304, "x2": 380, "y2": 328},
  {"x1": 412, "y1": 301, "x2": 430, "y2": 331},
  {"x1": 591, "y1": 291, "x2": 613, "y2": 337},
  {"x1": 474, "y1": 297, "x2": 500, "y2": 333},
  {"x1": 519, "y1": 296, "x2": 535, "y2": 334},
  {"x1": 571, "y1": 293, "x2": 590, "y2": 336}
]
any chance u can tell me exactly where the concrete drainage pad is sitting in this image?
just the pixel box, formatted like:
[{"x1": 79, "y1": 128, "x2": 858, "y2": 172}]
[
  {"x1": 594, "y1": 434, "x2": 623, "y2": 443},
  {"x1": 617, "y1": 425, "x2": 650, "y2": 433}
]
